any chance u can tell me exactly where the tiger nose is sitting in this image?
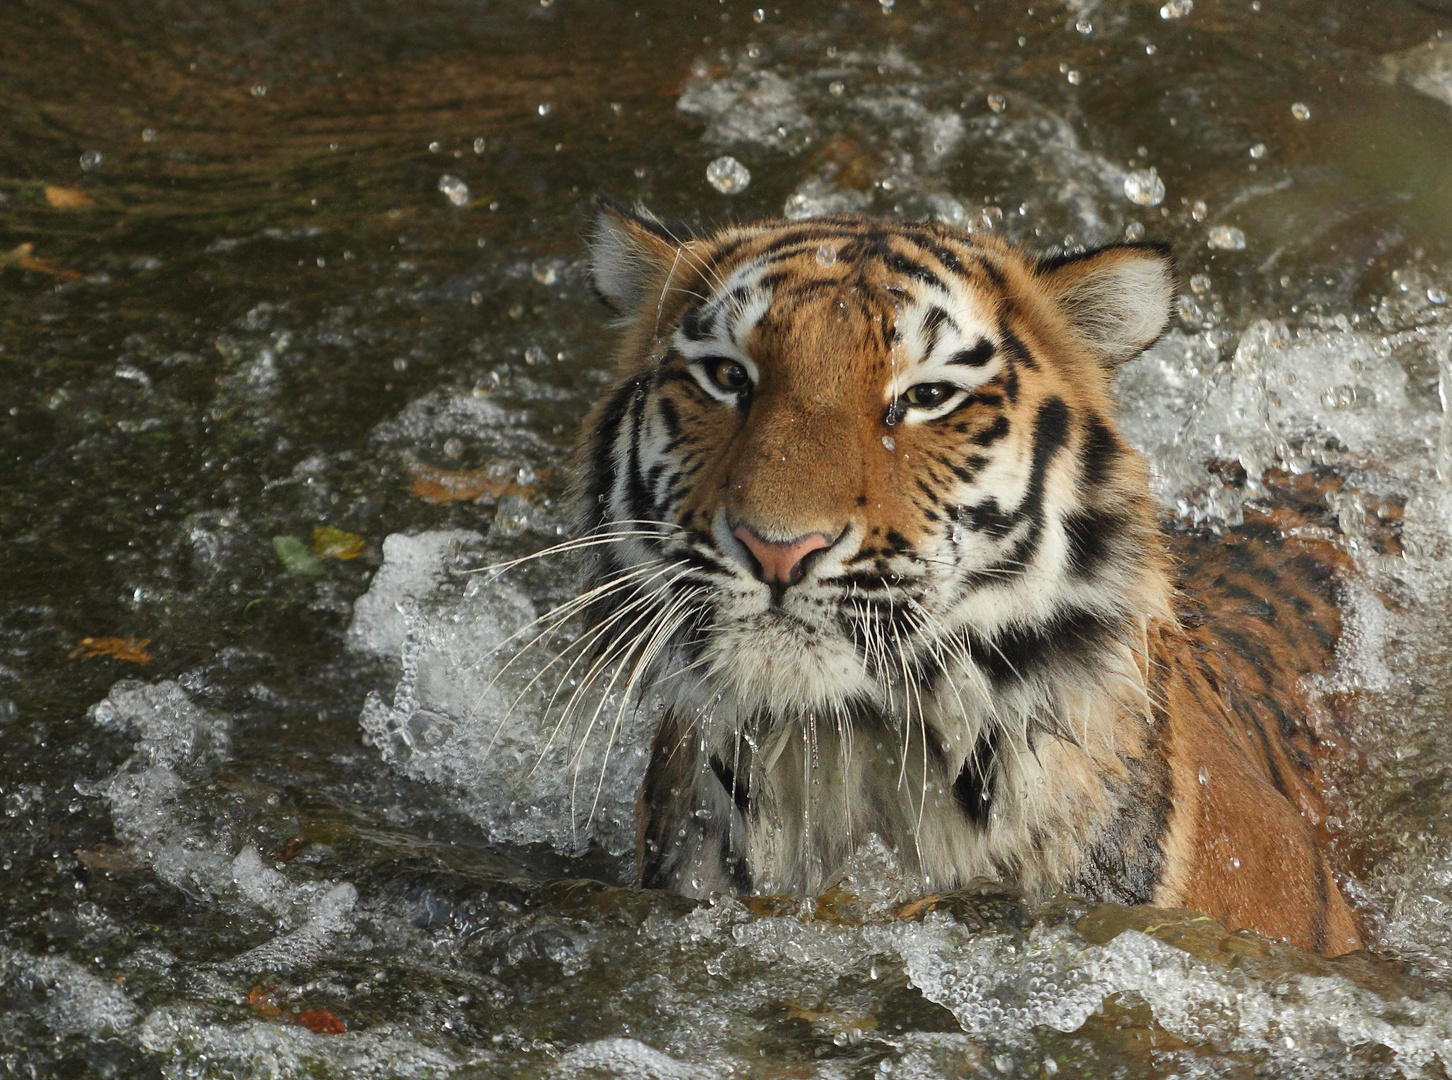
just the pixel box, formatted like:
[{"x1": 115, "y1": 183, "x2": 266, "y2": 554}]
[{"x1": 732, "y1": 526, "x2": 831, "y2": 586}]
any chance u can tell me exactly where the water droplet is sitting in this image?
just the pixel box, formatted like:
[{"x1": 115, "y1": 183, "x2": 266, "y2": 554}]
[
  {"x1": 79, "y1": 150, "x2": 103, "y2": 173},
  {"x1": 473, "y1": 137, "x2": 486, "y2": 154},
  {"x1": 986, "y1": 93, "x2": 1007, "y2": 113},
  {"x1": 1191, "y1": 199, "x2": 1208, "y2": 221},
  {"x1": 1065, "y1": 69, "x2": 1082, "y2": 85},
  {"x1": 829, "y1": 80, "x2": 845, "y2": 97},
  {"x1": 538, "y1": 103, "x2": 552, "y2": 117},
  {"x1": 1145, "y1": 42, "x2": 1158, "y2": 55},
  {"x1": 1207, "y1": 224, "x2": 1246, "y2": 250},
  {"x1": 1124, "y1": 222, "x2": 1146, "y2": 241},
  {"x1": 251, "y1": 83, "x2": 268, "y2": 97},
  {"x1": 438, "y1": 175, "x2": 471, "y2": 206},
  {"x1": 1291, "y1": 102, "x2": 1311, "y2": 121},
  {"x1": 1428, "y1": 286, "x2": 1446, "y2": 305},
  {"x1": 879, "y1": 0, "x2": 895, "y2": 12},
  {"x1": 1198, "y1": 767, "x2": 1208, "y2": 785},
  {"x1": 752, "y1": 7, "x2": 764, "y2": 21},
  {"x1": 1075, "y1": 20, "x2": 1092, "y2": 33},
  {"x1": 141, "y1": 128, "x2": 158, "y2": 143},
  {"x1": 1159, "y1": 0, "x2": 1193, "y2": 18},
  {"x1": 881, "y1": 434, "x2": 896, "y2": 451},
  {"x1": 1231, "y1": 857, "x2": 1241, "y2": 869},
  {"x1": 1123, "y1": 167, "x2": 1165, "y2": 206},
  {"x1": 1190, "y1": 273, "x2": 1211, "y2": 293},
  {"x1": 428, "y1": 140, "x2": 442, "y2": 153},
  {"x1": 706, "y1": 155, "x2": 751, "y2": 195},
  {"x1": 815, "y1": 244, "x2": 837, "y2": 268},
  {"x1": 1249, "y1": 142, "x2": 1267, "y2": 160}
]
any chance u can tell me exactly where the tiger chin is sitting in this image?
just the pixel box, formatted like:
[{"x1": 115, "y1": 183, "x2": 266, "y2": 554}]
[{"x1": 567, "y1": 197, "x2": 1363, "y2": 956}]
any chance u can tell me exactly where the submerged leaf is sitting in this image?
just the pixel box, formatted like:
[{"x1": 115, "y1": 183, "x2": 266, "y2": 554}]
[
  {"x1": 311, "y1": 525, "x2": 365, "y2": 560},
  {"x1": 44, "y1": 185, "x2": 95, "y2": 209},
  {"x1": 294, "y1": 1009, "x2": 347, "y2": 1035},
  {"x1": 69, "y1": 636, "x2": 154, "y2": 665},
  {"x1": 408, "y1": 464, "x2": 547, "y2": 504},
  {"x1": 272, "y1": 534, "x2": 324, "y2": 575}
]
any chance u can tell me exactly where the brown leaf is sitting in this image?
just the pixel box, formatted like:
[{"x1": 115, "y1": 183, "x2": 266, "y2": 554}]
[
  {"x1": 311, "y1": 525, "x2": 364, "y2": 560},
  {"x1": 0, "y1": 243, "x2": 82, "y2": 280},
  {"x1": 295, "y1": 1008, "x2": 347, "y2": 1035},
  {"x1": 74, "y1": 844, "x2": 142, "y2": 873},
  {"x1": 248, "y1": 986, "x2": 282, "y2": 1019},
  {"x1": 69, "y1": 636, "x2": 153, "y2": 665},
  {"x1": 44, "y1": 185, "x2": 95, "y2": 209},
  {"x1": 408, "y1": 464, "x2": 548, "y2": 505},
  {"x1": 894, "y1": 895, "x2": 940, "y2": 921}
]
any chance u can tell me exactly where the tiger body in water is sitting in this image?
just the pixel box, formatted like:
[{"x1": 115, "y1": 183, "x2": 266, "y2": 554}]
[{"x1": 570, "y1": 199, "x2": 1361, "y2": 956}]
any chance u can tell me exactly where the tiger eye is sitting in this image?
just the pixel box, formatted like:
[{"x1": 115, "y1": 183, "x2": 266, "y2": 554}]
[
  {"x1": 903, "y1": 382, "x2": 953, "y2": 408},
  {"x1": 709, "y1": 359, "x2": 750, "y2": 392}
]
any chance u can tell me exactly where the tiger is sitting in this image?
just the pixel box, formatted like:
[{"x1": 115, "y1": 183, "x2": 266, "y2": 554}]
[{"x1": 566, "y1": 197, "x2": 1363, "y2": 956}]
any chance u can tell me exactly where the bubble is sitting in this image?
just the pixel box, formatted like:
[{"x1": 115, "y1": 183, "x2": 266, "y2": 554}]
[
  {"x1": 1065, "y1": 69, "x2": 1082, "y2": 85},
  {"x1": 473, "y1": 137, "x2": 486, "y2": 154},
  {"x1": 1123, "y1": 167, "x2": 1165, "y2": 207},
  {"x1": 428, "y1": 140, "x2": 442, "y2": 152},
  {"x1": 829, "y1": 81, "x2": 845, "y2": 97},
  {"x1": 1291, "y1": 102, "x2": 1311, "y2": 121},
  {"x1": 882, "y1": 434, "x2": 896, "y2": 451},
  {"x1": 141, "y1": 128, "x2": 157, "y2": 143},
  {"x1": 537, "y1": 103, "x2": 552, "y2": 116},
  {"x1": 986, "y1": 93, "x2": 1007, "y2": 113},
  {"x1": 79, "y1": 150, "x2": 103, "y2": 173},
  {"x1": 250, "y1": 84, "x2": 268, "y2": 97},
  {"x1": 1159, "y1": 0, "x2": 1193, "y2": 17},
  {"x1": 1075, "y1": 20, "x2": 1092, "y2": 33},
  {"x1": 1191, "y1": 199, "x2": 1208, "y2": 221},
  {"x1": 1249, "y1": 142, "x2": 1267, "y2": 159},
  {"x1": 706, "y1": 155, "x2": 751, "y2": 195},
  {"x1": 1189, "y1": 273, "x2": 1211, "y2": 293},
  {"x1": 1207, "y1": 224, "x2": 1246, "y2": 250},
  {"x1": 1124, "y1": 222, "x2": 1146, "y2": 241},
  {"x1": 879, "y1": 0, "x2": 895, "y2": 11},
  {"x1": 438, "y1": 175, "x2": 471, "y2": 206},
  {"x1": 752, "y1": 7, "x2": 764, "y2": 21}
]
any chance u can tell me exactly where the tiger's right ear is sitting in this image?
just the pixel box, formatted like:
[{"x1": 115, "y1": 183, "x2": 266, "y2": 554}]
[{"x1": 587, "y1": 197, "x2": 687, "y2": 316}]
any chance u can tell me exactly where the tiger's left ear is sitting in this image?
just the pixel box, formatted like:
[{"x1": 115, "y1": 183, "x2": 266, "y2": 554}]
[{"x1": 1035, "y1": 244, "x2": 1176, "y2": 367}]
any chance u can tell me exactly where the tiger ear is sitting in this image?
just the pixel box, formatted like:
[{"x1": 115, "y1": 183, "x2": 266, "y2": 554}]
[
  {"x1": 1035, "y1": 244, "x2": 1176, "y2": 366},
  {"x1": 587, "y1": 197, "x2": 689, "y2": 316}
]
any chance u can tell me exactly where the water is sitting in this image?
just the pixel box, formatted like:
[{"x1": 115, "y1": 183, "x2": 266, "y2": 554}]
[{"x1": 3, "y1": 1, "x2": 1452, "y2": 1077}]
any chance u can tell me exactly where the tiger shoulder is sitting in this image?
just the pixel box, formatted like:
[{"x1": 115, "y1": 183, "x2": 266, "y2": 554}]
[{"x1": 563, "y1": 199, "x2": 1361, "y2": 956}]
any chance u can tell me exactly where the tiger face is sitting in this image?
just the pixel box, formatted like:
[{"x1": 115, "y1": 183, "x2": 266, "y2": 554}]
[{"x1": 581, "y1": 202, "x2": 1175, "y2": 739}]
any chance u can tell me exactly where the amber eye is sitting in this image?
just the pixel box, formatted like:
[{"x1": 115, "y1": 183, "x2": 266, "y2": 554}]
[
  {"x1": 903, "y1": 382, "x2": 954, "y2": 408},
  {"x1": 706, "y1": 358, "x2": 751, "y2": 393}
]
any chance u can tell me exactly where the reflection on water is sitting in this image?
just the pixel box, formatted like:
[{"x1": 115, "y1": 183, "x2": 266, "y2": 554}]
[{"x1": 2, "y1": 1, "x2": 1452, "y2": 1076}]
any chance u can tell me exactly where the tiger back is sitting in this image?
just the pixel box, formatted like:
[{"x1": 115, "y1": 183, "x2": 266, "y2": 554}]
[{"x1": 572, "y1": 199, "x2": 1361, "y2": 955}]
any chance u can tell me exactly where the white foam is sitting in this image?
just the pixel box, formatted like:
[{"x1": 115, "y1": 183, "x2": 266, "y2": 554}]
[
  {"x1": 360, "y1": 574, "x2": 652, "y2": 858},
  {"x1": 347, "y1": 530, "x2": 484, "y2": 657}
]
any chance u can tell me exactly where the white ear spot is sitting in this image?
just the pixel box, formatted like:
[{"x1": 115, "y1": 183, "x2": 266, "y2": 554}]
[
  {"x1": 588, "y1": 213, "x2": 645, "y2": 313},
  {"x1": 1043, "y1": 247, "x2": 1176, "y2": 366},
  {"x1": 587, "y1": 202, "x2": 679, "y2": 316}
]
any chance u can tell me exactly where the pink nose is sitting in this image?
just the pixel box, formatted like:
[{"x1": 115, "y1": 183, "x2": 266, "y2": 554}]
[{"x1": 732, "y1": 526, "x2": 830, "y2": 586}]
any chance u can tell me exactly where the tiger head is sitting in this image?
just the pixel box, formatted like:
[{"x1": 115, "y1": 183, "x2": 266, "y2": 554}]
[{"x1": 580, "y1": 201, "x2": 1175, "y2": 735}]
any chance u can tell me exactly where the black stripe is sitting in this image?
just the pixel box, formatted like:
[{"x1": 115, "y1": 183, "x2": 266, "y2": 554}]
[
  {"x1": 947, "y1": 340, "x2": 995, "y2": 368},
  {"x1": 1080, "y1": 416, "x2": 1119, "y2": 486},
  {"x1": 1062, "y1": 508, "x2": 1129, "y2": 579},
  {"x1": 952, "y1": 727, "x2": 999, "y2": 827},
  {"x1": 585, "y1": 375, "x2": 649, "y2": 530}
]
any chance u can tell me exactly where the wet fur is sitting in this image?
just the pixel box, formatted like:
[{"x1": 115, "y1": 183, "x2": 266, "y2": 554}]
[{"x1": 568, "y1": 202, "x2": 1361, "y2": 955}]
